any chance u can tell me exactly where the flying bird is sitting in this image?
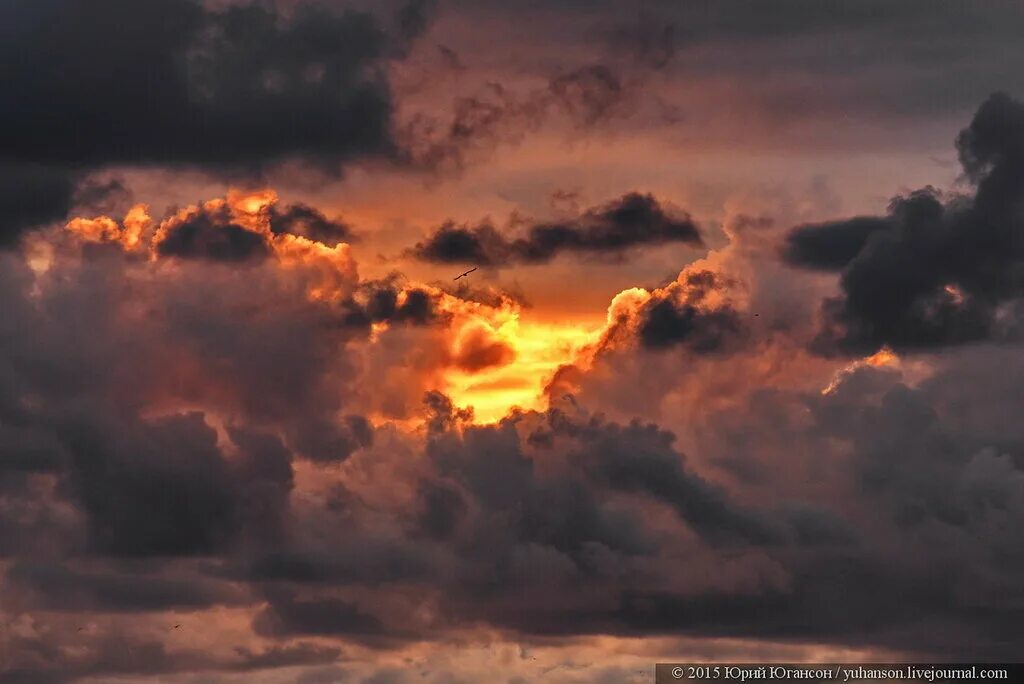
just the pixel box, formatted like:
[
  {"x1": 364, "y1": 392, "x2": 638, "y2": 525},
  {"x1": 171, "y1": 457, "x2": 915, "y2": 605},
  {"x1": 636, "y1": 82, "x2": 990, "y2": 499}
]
[{"x1": 453, "y1": 267, "x2": 477, "y2": 280}]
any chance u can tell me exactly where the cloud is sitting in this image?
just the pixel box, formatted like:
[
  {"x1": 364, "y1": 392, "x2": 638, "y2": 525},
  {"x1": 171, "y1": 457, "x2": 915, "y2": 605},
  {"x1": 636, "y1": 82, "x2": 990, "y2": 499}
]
[
  {"x1": 411, "y1": 192, "x2": 702, "y2": 266},
  {"x1": 6, "y1": 561, "x2": 242, "y2": 613},
  {"x1": 636, "y1": 271, "x2": 746, "y2": 352},
  {"x1": 781, "y1": 216, "x2": 891, "y2": 271},
  {"x1": 155, "y1": 201, "x2": 272, "y2": 262},
  {"x1": 253, "y1": 590, "x2": 389, "y2": 640},
  {"x1": 0, "y1": 0, "x2": 440, "y2": 248},
  {"x1": 781, "y1": 92, "x2": 1024, "y2": 353},
  {"x1": 450, "y1": 321, "x2": 516, "y2": 372},
  {"x1": 269, "y1": 203, "x2": 354, "y2": 245},
  {"x1": 397, "y1": 53, "x2": 671, "y2": 174},
  {"x1": 7, "y1": 27, "x2": 1024, "y2": 675},
  {"x1": 0, "y1": 0, "x2": 400, "y2": 171},
  {"x1": 0, "y1": 165, "x2": 77, "y2": 247},
  {"x1": 548, "y1": 65, "x2": 627, "y2": 128}
]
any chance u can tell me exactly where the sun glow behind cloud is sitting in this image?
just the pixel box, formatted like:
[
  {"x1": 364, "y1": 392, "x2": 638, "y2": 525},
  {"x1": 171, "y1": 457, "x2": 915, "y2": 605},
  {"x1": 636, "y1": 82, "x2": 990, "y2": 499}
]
[{"x1": 444, "y1": 316, "x2": 602, "y2": 423}]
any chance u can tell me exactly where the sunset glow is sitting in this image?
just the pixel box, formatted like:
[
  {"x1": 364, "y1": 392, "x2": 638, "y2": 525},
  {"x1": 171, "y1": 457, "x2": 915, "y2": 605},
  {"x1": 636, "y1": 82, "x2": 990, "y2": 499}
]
[{"x1": 444, "y1": 317, "x2": 603, "y2": 422}]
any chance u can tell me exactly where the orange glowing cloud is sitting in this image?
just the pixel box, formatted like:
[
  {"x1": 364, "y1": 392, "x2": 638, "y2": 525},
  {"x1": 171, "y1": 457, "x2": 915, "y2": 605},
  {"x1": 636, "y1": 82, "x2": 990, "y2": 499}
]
[
  {"x1": 450, "y1": 320, "x2": 516, "y2": 372},
  {"x1": 821, "y1": 346, "x2": 899, "y2": 395},
  {"x1": 273, "y1": 234, "x2": 359, "y2": 301},
  {"x1": 65, "y1": 204, "x2": 152, "y2": 250}
]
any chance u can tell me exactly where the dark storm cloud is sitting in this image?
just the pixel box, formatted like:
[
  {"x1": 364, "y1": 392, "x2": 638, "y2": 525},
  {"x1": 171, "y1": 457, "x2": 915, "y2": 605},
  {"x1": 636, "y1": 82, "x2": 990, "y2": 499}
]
[
  {"x1": 781, "y1": 92, "x2": 1024, "y2": 352},
  {"x1": 0, "y1": 633, "x2": 339, "y2": 683},
  {"x1": 418, "y1": 356, "x2": 1024, "y2": 655},
  {"x1": 287, "y1": 415, "x2": 375, "y2": 465},
  {"x1": 393, "y1": 0, "x2": 440, "y2": 50},
  {"x1": 0, "y1": 0, "x2": 442, "y2": 247},
  {"x1": 411, "y1": 192, "x2": 702, "y2": 266},
  {"x1": 268, "y1": 203, "x2": 354, "y2": 245},
  {"x1": 0, "y1": 236, "x2": 368, "y2": 562},
  {"x1": 424, "y1": 398, "x2": 788, "y2": 557},
  {"x1": 61, "y1": 414, "x2": 294, "y2": 557},
  {"x1": 540, "y1": 412, "x2": 782, "y2": 545},
  {"x1": 254, "y1": 590, "x2": 389, "y2": 639},
  {"x1": 5, "y1": 562, "x2": 240, "y2": 613},
  {"x1": 0, "y1": 0, "x2": 395, "y2": 170},
  {"x1": 639, "y1": 298, "x2": 744, "y2": 352},
  {"x1": 241, "y1": 539, "x2": 436, "y2": 586},
  {"x1": 409, "y1": 398, "x2": 931, "y2": 643},
  {"x1": 64, "y1": 412, "x2": 246, "y2": 557},
  {"x1": 414, "y1": 479, "x2": 467, "y2": 540},
  {"x1": 0, "y1": 165, "x2": 77, "y2": 247}
]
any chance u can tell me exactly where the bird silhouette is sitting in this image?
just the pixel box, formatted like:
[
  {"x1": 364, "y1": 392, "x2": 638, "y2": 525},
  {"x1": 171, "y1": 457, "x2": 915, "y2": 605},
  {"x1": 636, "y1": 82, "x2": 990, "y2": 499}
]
[{"x1": 453, "y1": 267, "x2": 477, "y2": 280}]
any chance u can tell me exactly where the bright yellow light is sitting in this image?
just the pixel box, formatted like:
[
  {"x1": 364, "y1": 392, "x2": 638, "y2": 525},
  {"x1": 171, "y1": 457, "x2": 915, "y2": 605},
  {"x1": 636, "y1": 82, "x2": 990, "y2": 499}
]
[{"x1": 445, "y1": 319, "x2": 602, "y2": 423}]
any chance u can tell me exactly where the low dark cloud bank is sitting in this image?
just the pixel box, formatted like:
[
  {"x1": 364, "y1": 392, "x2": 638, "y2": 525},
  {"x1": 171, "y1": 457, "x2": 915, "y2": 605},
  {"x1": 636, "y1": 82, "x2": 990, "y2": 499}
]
[{"x1": 411, "y1": 192, "x2": 702, "y2": 266}]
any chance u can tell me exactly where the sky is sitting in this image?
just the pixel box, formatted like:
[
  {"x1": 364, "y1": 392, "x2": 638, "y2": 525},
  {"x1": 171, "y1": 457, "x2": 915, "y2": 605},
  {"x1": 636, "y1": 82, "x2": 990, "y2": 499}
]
[{"x1": 2, "y1": 0, "x2": 1024, "y2": 681}]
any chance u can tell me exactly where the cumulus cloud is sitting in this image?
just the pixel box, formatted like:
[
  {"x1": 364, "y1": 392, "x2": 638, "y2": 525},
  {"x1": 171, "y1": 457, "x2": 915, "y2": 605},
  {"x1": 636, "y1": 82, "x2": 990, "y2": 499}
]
[
  {"x1": 783, "y1": 92, "x2": 1024, "y2": 353},
  {"x1": 268, "y1": 203, "x2": 355, "y2": 245}
]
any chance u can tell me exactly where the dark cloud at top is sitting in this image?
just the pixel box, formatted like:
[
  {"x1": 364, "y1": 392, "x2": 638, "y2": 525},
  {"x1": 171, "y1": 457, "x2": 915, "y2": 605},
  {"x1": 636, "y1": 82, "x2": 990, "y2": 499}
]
[
  {"x1": 0, "y1": 0, "x2": 438, "y2": 247},
  {"x1": 0, "y1": 165, "x2": 77, "y2": 247},
  {"x1": 782, "y1": 92, "x2": 1024, "y2": 353},
  {"x1": 411, "y1": 192, "x2": 702, "y2": 266},
  {"x1": 604, "y1": 15, "x2": 678, "y2": 70},
  {"x1": 0, "y1": 0, "x2": 399, "y2": 171}
]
